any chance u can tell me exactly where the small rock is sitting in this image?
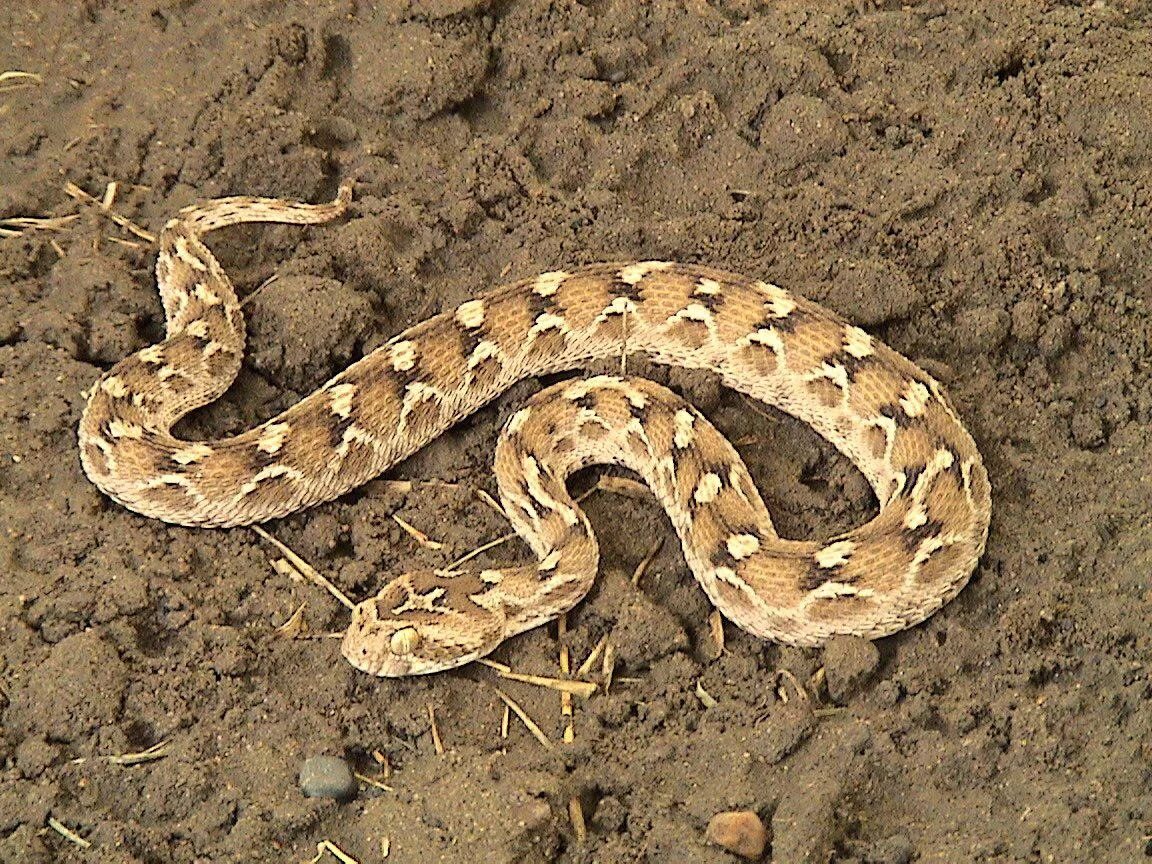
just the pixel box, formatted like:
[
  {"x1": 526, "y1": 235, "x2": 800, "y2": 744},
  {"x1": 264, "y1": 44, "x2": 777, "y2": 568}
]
[
  {"x1": 823, "y1": 635, "x2": 881, "y2": 704},
  {"x1": 706, "y1": 810, "x2": 768, "y2": 860},
  {"x1": 299, "y1": 755, "x2": 357, "y2": 801}
]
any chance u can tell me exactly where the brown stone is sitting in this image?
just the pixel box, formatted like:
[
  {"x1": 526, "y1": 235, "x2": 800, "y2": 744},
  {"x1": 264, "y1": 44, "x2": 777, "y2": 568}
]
[{"x1": 706, "y1": 810, "x2": 768, "y2": 860}]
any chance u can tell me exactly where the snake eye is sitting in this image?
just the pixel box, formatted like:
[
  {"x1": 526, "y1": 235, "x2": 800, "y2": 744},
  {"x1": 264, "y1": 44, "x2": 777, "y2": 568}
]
[{"x1": 389, "y1": 626, "x2": 422, "y2": 656}]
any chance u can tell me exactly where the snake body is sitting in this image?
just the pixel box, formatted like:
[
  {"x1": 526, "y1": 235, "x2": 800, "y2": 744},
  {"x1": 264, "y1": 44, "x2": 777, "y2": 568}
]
[{"x1": 78, "y1": 187, "x2": 991, "y2": 675}]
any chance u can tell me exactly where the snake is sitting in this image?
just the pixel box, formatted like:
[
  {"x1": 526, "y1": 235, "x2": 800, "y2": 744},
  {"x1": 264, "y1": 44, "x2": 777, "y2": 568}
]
[{"x1": 77, "y1": 186, "x2": 991, "y2": 676}]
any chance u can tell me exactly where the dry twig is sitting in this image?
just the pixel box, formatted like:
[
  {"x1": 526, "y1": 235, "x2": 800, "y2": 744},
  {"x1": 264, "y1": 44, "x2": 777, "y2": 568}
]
[
  {"x1": 477, "y1": 659, "x2": 597, "y2": 698},
  {"x1": 427, "y1": 704, "x2": 445, "y2": 755},
  {"x1": 307, "y1": 840, "x2": 359, "y2": 864},
  {"x1": 392, "y1": 513, "x2": 444, "y2": 550},
  {"x1": 0, "y1": 70, "x2": 43, "y2": 92},
  {"x1": 63, "y1": 180, "x2": 156, "y2": 243},
  {"x1": 493, "y1": 688, "x2": 554, "y2": 751},
  {"x1": 46, "y1": 817, "x2": 90, "y2": 850},
  {"x1": 251, "y1": 525, "x2": 354, "y2": 610}
]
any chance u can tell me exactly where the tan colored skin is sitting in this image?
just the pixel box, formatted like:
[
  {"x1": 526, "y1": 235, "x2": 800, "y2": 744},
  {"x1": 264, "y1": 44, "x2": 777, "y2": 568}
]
[{"x1": 78, "y1": 188, "x2": 991, "y2": 676}]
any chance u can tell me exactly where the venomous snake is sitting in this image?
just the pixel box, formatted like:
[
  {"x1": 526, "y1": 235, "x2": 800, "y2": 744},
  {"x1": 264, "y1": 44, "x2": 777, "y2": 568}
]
[{"x1": 78, "y1": 186, "x2": 991, "y2": 676}]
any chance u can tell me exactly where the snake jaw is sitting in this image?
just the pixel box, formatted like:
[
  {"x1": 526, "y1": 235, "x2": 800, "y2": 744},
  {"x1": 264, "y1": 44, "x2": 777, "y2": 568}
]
[
  {"x1": 341, "y1": 601, "x2": 429, "y2": 676},
  {"x1": 341, "y1": 571, "x2": 510, "y2": 676}
]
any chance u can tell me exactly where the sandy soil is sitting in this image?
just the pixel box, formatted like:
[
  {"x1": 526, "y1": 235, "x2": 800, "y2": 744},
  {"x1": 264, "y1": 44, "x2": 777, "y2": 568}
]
[{"x1": 2, "y1": 2, "x2": 1151, "y2": 862}]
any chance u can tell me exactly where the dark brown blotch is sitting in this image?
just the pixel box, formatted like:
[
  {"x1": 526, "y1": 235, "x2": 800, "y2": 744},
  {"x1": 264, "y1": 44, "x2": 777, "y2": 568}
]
[
  {"x1": 900, "y1": 517, "x2": 945, "y2": 554},
  {"x1": 798, "y1": 558, "x2": 856, "y2": 592}
]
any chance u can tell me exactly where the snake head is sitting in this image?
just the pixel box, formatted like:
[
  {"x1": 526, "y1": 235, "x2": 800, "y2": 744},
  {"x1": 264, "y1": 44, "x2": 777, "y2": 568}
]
[{"x1": 341, "y1": 569, "x2": 507, "y2": 676}]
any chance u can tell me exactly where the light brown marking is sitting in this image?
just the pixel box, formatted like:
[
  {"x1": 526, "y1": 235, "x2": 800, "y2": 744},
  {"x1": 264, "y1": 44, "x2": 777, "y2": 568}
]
[
  {"x1": 455, "y1": 300, "x2": 486, "y2": 329},
  {"x1": 673, "y1": 409, "x2": 696, "y2": 449},
  {"x1": 533, "y1": 271, "x2": 569, "y2": 296},
  {"x1": 619, "y1": 260, "x2": 672, "y2": 285},
  {"x1": 899, "y1": 380, "x2": 931, "y2": 418},
  {"x1": 108, "y1": 419, "x2": 144, "y2": 439},
  {"x1": 727, "y1": 533, "x2": 761, "y2": 560},
  {"x1": 694, "y1": 472, "x2": 723, "y2": 504},
  {"x1": 843, "y1": 326, "x2": 874, "y2": 359},
  {"x1": 173, "y1": 236, "x2": 208, "y2": 271},
  {"x1": 101, "y1": 376, "x2": 129, "y2": 398},
  {"x1": 171, "y1": 443, "x2": 214, "y2": 465},
  {"x1": 756, "y1": 281, "x2": 797, "y2": 318},
  {"x1": 390, "y1": 340, "x2": 417, "y2": 372},
  {"x1": 328, "y1": 383, "x2": 357, "y2": 418},
  {"x1": 256, "y1": 422, "x2": 291, "y2": 454},
  {"x1": 814, "y1": 539, "x2": 856, "y2": 568}
]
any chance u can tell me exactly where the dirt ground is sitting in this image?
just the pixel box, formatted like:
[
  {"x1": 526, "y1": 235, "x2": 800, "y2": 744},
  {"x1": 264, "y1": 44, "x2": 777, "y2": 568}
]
[{"x1": 2, "y1": 1, "x2": 1151, "y2": 862}]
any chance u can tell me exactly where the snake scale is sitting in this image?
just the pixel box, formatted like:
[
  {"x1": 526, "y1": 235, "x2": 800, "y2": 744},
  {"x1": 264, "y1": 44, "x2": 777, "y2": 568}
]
[{"x1": 78, "y1": 186, "x2": 991, "y2": 676}]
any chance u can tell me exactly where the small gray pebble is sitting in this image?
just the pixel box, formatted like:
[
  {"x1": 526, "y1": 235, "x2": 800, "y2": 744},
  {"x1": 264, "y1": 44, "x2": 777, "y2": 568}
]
[{"x1": 299, "y1": 755, "x2": 357, "y2": 801}]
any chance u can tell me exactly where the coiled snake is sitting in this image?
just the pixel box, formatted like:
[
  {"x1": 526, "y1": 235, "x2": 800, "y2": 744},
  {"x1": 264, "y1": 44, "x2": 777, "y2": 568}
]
[{"x1": 78, "y1": 187, "x2": 991, "y2": 675}]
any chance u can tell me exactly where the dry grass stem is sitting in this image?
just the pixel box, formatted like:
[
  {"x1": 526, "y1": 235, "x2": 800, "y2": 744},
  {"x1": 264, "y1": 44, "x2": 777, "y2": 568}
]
[
  {"x1": 353, "y1": 772, "x2": 395, "y2": 792},
  {"x1": 810, "y1": 666, "x2": 827, "y2": 695},
  {"x1": 476, "y1": 659, "x2": 598, "y2": 698},
  {"x1": 427, "y1": 704, "x2": 445, "y2": 755},
  {"x1": 501, "y1": 704, "x2": 511, "y2": 739},
  {"x1": 558, "y1": 615, "x2": 575, "y2": 743},
  {"x1": 46, "y1": 817, "x2": 90, "y2": 849},
  {"x1": 709, "y1": 609, "x2": 725, "y2": 656},
  {"x1": 108, "y1": 741, "x2": 169, "y2": 766},
  {"x1": 775, "y1": 668, "x2": 810, "y2": 704},
  {"x1": 478, "y1": 656, "x2": 512, "y2": 674},
  {"x1": 740, "y1": 394, "x2": 781, "y2": 426},
  {"x1": 449, "y1": 530, "x2": 516, "y2": 569},
  {"x1": 239, "y1": 273, "x2": 279, "y2": 309},
  {"x1": 0, "y1": 70, "x2": 43, "y2": 91},
  {"x1": 695, "y1": 680, "x2": 719, "y2": 708},
  {"x1": 576, "y1": 635, "x2": 609, "y2": 678},
  {"x1": 63, "y1": 180, "x2": 156, "y2": 243},
  {"x1": 371, "y1": 749, "x2": 392, "y2": 779},
  {"x1": 813, "y1": 706, "x2": 846, "y2": 718},
  {"x1": 569, "y1": 796, "x2": 588, "y2": 842},
  {"x1": 474, "y1": 488, "x2": 507, "y2": 518},
  {"x1": 602, "y1": 642, "x2": 616, "y2": 691},
  {"x1": 251, "y1": 525, "x2": 355, "y2": 611},
  {"x1": 307, "y1": 840, "x2": 360, "y2": 864},
  {"x1": 0, "y1": 214, "x2": 79, "y2": 239},
  {"x1": 392, "y1": 513, "x2": 444, "y2": 550},
  {"x1": 631, "y1": 537, "x2": 664, "y2": 586},
  {"x1": 275, "y1": 602, "x2": 308, "y2": 638},
  {"x1": 494, "y1": 688, "x2": 554, "y2": 751},
  {"x1": 272, "y1": 557, "x2": 303, "y2": 583}
]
